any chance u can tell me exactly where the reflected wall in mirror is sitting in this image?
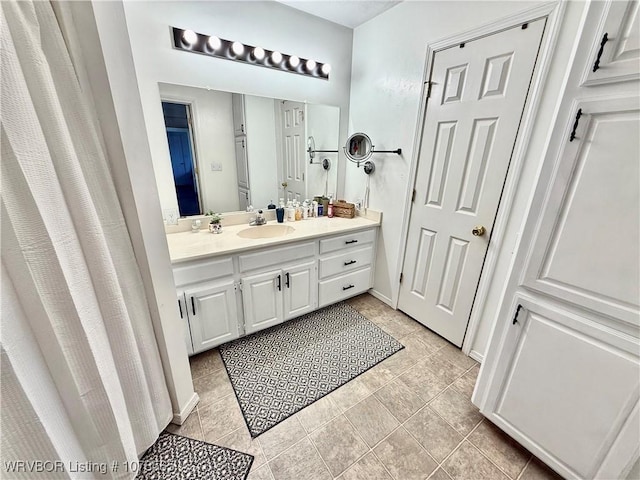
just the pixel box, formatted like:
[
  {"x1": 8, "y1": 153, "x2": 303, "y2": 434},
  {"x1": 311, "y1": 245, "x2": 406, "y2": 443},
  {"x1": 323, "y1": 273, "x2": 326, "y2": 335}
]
[{"x1": 158, "y1": 82, "x2": 340, "y2": 217}]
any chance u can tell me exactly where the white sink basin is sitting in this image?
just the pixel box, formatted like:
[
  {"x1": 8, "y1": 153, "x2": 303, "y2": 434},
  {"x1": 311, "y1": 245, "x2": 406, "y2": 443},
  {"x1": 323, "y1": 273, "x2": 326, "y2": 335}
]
[{"x1": 237, "y1": 224, "x2": 295, "y2": 239}]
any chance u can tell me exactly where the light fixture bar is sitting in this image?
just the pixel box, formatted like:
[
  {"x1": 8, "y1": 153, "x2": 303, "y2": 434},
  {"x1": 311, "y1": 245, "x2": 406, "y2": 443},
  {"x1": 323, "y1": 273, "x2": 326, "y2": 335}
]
[{"x1": 170, "y1": 27, "x2": 330, "y2": 80}]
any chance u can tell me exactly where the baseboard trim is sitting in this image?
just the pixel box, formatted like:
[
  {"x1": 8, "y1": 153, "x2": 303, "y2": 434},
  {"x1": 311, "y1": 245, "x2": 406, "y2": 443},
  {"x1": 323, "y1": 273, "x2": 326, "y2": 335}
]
[
  {"x1": 368, "y1": 289, "x2": 393, "y2": 307},
  {"x1": 171, "y1": 392, "x2": 200, "y2": 425},
  {"x1": 469, "y1": 350, "x2": 484, "y2": 364}
]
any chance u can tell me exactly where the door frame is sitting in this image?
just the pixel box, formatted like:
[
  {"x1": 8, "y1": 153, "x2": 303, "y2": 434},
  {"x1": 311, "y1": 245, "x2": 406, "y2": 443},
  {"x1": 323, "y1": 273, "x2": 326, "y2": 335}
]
[
  {"x1": 160, "y1": 93, "x2": 204, "y2": 215},
  {"x1": 395, "y1": 2, "x2": 567, "y2": 361}
]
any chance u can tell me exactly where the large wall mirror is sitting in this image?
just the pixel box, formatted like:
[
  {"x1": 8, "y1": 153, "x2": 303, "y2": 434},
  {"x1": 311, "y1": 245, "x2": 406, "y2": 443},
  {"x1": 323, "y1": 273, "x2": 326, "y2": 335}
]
[{"x1": 157, "y1": 82, "x2": 340, "y2": 217}]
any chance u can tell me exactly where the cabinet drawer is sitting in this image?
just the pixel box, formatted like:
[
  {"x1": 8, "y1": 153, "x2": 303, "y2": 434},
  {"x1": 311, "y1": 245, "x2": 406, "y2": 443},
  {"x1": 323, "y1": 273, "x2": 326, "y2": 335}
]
[
  {"x1": 320, "y1": 229, "x2": 376, "y2": 254},
  {"x1": 239, "y1": 242, "x2": 315, "y2": 273},
  {"x1": 318, "y1": 267, "x2": 372, "y2": 307},
  {"x1": 173, "y1": 257, "x2": 234, "y2": 286},
  {"x1": 319, "y1": 245, "x2": 373, "y2": 279}
]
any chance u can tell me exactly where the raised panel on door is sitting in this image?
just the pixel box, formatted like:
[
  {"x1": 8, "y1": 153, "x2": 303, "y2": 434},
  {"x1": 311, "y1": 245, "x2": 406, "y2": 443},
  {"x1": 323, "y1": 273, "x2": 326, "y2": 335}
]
[
  {"x1": 238, "y1": 187, "x2": 250, "y2": 212},
  {"x1": 398, "y1": 19, "x2": 546, "y2": 346},
  {"x1": 523, "y1": 96, "x2": 640, "y2": 328},
  {"x1": 242, "y1": 269, "x2": 283, "y2": 334},
  {"x1": 283, "y1": 261, "x2": 316, "y2": 320},
  {"x1": 235, "y1": 137, "x2": 249, "y2": 189},
  {"x1": 487, "y1": 299, "x2": 639, "y2": 479},
  {"x1": 582, "y1": 0, "x2": 640, "y2": 86},
  {"x1": 178, "y1": 293, "x2": 194, "y2": 355},
  {"x1": 184, "y1": 279, "x2": 239, "y2": 353},
  {"x1": 280, "y1": 101, "x2": 305, "y2": 201}
]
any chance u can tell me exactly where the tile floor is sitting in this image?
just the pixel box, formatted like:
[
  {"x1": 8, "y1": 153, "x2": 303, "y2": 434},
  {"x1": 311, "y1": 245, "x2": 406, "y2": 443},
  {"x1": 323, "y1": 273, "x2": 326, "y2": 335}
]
[{"x1": 168, "y1": 294, "x2": 563, "y2": 480}]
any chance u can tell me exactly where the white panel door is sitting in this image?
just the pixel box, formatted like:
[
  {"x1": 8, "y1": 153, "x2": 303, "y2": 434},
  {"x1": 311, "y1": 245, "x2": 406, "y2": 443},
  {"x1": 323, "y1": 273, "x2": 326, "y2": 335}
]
[
  {"x1": 280, "y1": 101, "x2": 306, "y2": 202},
  {"x1": 283, "y1": 261, "x2": 317, "y2": 321},
  {"x1": 398, "y1": 20, "x2": 546, "y2": 346},
  {"x1": 583, "y1": 0, "x2": 640, "y2": 86},
  {"x1": 485, "y1": 298, "x2": 640, "y2": 479},
  {"x1": 523, "y1": 95, "x2": 640, "y2": 327},
  {"x1": 184, "y1": 280, "x2": 239, "y2": 353},
  {"x1": 242, "y1": 269, "x2": 283, "y2": 334}
]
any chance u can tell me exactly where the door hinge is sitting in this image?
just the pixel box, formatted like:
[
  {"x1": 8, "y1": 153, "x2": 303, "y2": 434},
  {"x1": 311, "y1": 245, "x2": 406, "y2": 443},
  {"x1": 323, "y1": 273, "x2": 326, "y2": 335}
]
[
  {"x1": 426, "y1": 82, "x2": 432, "y2": 98},
  {"x1": 411, "y1": 189, "x2": 416, "y2": 202},
  {"x1": 399, "y1": 273, "x2": 404, "y2": 284},
  {"x1": 235, "y1": 281, "x2": 243, "y2": 292}
]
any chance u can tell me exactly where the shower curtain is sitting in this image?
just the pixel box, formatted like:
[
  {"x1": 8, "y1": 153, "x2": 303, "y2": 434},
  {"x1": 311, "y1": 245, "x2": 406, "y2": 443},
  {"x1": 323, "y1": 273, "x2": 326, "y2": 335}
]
[{"x1": 1, "y1": 1, "x2": 172, "y2": 478}]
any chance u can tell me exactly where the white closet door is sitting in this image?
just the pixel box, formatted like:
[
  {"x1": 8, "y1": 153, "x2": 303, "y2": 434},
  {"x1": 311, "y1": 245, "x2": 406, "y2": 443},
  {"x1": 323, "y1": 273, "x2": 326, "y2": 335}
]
[{"x1": 398, "y1": 19, "x2": 546, "y2": 346}]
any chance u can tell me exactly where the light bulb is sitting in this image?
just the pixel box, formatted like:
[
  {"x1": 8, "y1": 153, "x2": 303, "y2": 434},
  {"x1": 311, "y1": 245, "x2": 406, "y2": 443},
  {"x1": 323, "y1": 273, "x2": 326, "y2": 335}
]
[
  {"x1": 207, "y1": 36, "x2": 221, "y2": 51},
  {"x1": 271, "y1": 51, "x2": 283, "y2": 64},
  {"x1": 231, "y1": 41, "x2": 245, "y2": 56},
  {"x1": 305, "y1": 59, "x2": 316, "y2": 71},
  {"x1": 321, "y1": 63, "x2": 332, "y2": 75},
  {"x1": 182, "y1": 30, "x2": 198, "y2": 46},
  {"x1": 253, "y1": 46, "x2": 265, "y2": 61},
  {"x1": 289, "y1": 55, "x2": 300, "y2": 68}
]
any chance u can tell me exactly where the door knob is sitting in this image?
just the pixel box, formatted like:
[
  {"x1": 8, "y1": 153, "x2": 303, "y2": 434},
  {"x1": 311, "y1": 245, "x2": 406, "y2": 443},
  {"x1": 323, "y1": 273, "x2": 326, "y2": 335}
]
[{"x1": 472, "y1": 225, "x2": 486, "y2": 237}]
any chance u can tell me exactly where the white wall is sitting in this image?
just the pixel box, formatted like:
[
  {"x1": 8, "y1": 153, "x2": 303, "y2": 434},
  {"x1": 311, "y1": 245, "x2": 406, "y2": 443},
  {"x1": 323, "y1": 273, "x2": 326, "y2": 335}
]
[
  {"x1": 158, "y1": 83, "x2": 239, "y2": 213},
  {"x1": 307, "y1": 104, "x2": 340, "y2": 199},
  {"x1": 245, "y1": 95, "x2": 279, "y2": 209},
  {"x1": 122, "y1": 1, "x2": 353, "y2": 219},
  {"x1": 345, "y1": 1, "x2": 589, "y2": 359}
]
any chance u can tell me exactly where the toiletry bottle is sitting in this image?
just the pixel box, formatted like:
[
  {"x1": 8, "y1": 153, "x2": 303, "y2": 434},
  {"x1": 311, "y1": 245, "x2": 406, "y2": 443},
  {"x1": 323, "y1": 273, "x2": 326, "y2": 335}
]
[
  {"x1": 302, "y1": 200, "x2": 309, "y2": 219},
  {"x1": 312, "y1": 200, "x2": 318, "y2": 218},
  {"x1": 268, "y1": 200, "x2": 276, "y2": 210},
  {"x1": 317, "y1": 201, "x2": 324, "y2": 217},
  {"x1": 328, "y1": 197, "x2": 334, "y2": 218},
  {"x1": 295, "y1": 201, "x2": 302, "y2": 221},
  {"x1": 276, "y1": 200, "x2": 285, "y2": 223},
  {"x1": 285, "y1": 200, "x2": 293, "y2": 221}
]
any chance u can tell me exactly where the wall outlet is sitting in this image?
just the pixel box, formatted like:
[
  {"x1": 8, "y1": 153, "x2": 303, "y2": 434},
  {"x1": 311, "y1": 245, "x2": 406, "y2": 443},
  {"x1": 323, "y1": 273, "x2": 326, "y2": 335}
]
[
  {"x1": 211, "y1": 162, "x2": 223, "y2": 172},
  {"x1": 163, "y1": 208, "x2": 179, "y2": 225}
]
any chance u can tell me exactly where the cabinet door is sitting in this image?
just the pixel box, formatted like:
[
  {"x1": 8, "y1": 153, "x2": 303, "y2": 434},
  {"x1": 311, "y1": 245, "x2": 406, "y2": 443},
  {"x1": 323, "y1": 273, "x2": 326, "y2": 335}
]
[
  {"x1": 232, "y1": 93, "x2": 246, "y2": 136},
  {"x1": 242, "y1": 269, "x2": 283, "y2": 334},
  {"x1": 178, "y1": 294, "x2": 194, "y2": 355},
  {"x1": 522, "y1": 95, "x2": 639, "y2": 328},
  {"x1": 482, "y1": 298, "x2": 639, "y2": 479},
  {"x1": 582, "y1": 0, "x2": 640, "y2": 86},
  {"x1": 184, "y1": 279, "x2": 239, "y2": 353},
  {"x1": 283, "y1": 261, "x2": 316, "y2": 321},
  {"x1": 235, "y1": 137, "x2": 250, "y2": 190}
]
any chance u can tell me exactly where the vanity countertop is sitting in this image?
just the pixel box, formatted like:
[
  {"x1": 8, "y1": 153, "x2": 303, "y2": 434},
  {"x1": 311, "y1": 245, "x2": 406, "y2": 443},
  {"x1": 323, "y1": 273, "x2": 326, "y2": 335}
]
[{"x1": 167, "y1": 215, "x2": 381, "y2": 263}]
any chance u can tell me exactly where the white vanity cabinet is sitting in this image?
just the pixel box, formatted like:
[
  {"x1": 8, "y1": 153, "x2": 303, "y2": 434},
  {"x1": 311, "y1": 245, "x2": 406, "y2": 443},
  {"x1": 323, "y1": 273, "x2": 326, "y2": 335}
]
[
  {"x1": 170, "y1": 224, "x2": 379, "y2": 354},
  {"x1": 239, "y1": 242, "x2": 317, "y2": 334},
  {"x1": 318, "y1": 229, "x2": 376, "y2": 307},
  {"x1": 172, "y1": 257, "x2": 241, "y2": 355}
]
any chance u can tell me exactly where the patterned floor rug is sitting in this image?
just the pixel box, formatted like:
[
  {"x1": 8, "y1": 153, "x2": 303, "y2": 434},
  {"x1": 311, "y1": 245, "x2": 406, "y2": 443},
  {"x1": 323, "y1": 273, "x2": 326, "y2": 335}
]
[
  {"x1": 137, "y1": 431, "x2": 253, "y2": 480},
  {"x1": 220, "y1": 302, "x2": 404, "y2": 437}
]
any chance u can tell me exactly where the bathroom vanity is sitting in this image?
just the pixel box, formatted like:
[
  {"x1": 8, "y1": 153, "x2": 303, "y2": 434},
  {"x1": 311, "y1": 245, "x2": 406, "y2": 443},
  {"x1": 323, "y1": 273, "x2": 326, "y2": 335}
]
[{"x1": 167, "y1": 214, "x2": 381, "y2": 355}]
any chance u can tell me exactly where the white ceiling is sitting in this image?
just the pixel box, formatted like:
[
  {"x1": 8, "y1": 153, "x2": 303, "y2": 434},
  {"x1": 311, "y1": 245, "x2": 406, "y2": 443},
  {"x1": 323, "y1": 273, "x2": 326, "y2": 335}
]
[{"x1": 276, "y1": 1, "x2": 402, "y2": 29}]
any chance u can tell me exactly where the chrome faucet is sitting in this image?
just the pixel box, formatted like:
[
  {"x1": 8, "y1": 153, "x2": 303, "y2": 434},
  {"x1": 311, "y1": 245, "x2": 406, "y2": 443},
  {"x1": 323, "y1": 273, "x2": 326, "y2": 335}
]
[{"x1": 250, "y1": 210, "x2": 267, "y2": 226}]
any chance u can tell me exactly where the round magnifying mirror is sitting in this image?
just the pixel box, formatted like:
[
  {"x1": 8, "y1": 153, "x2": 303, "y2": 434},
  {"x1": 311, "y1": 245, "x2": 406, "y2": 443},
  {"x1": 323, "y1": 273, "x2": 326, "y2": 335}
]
[
  {"x1": 344, "y1": 132, "x2": 373, "y2": 163},
  {"x1": 307, "y1": 136, "x2": 316, "y2": 161}
]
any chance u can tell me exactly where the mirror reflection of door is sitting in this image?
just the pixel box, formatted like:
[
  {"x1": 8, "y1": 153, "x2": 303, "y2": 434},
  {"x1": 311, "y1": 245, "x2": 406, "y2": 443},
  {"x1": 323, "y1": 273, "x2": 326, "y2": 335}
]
[
  {"x1": 280, "y1": 101, "x2": 306, "y2": 202},
  {"x1": 162, "y1": 101, "x2": 201, "y2": 216}
]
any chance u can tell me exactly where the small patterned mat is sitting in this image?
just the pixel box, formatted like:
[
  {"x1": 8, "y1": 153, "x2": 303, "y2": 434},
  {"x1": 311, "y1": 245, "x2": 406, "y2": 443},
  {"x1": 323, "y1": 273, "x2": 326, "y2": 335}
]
[
  {"x1": 137, "y1": 432, "x2": 253, "y2": 480},
  {"x1": 220, "y1": 302, "x2": 404, "y2": 437}
]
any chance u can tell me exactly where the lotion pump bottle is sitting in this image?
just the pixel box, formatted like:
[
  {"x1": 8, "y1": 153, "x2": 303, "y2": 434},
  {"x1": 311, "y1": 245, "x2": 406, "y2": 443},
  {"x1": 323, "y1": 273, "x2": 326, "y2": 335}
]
[{"x1": 327, "y1": 197, "x2": 334, "y2": 218}]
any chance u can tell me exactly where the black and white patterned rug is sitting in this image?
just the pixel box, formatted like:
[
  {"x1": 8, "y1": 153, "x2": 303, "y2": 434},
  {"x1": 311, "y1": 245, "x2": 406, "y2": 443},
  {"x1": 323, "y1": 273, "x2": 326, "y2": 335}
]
[
  {"x1": 137, "y1": 432, "x2": 253, "y2": 480},
  {"x1": 220, "y1": 302, "x2": 404, "y2": 437}
]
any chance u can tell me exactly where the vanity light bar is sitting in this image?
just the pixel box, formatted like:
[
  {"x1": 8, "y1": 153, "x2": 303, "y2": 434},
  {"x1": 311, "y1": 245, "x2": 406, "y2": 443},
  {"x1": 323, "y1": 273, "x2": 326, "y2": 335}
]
[{"x1": 170, "y1": 27, "x2": 330, "y2": 80}]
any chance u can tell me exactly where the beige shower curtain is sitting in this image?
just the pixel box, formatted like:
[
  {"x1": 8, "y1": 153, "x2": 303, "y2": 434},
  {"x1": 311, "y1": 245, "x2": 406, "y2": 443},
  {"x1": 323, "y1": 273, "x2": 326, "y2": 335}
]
[{"x1": 1, "y1": 1, "x2": 172, "y2": 478}]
